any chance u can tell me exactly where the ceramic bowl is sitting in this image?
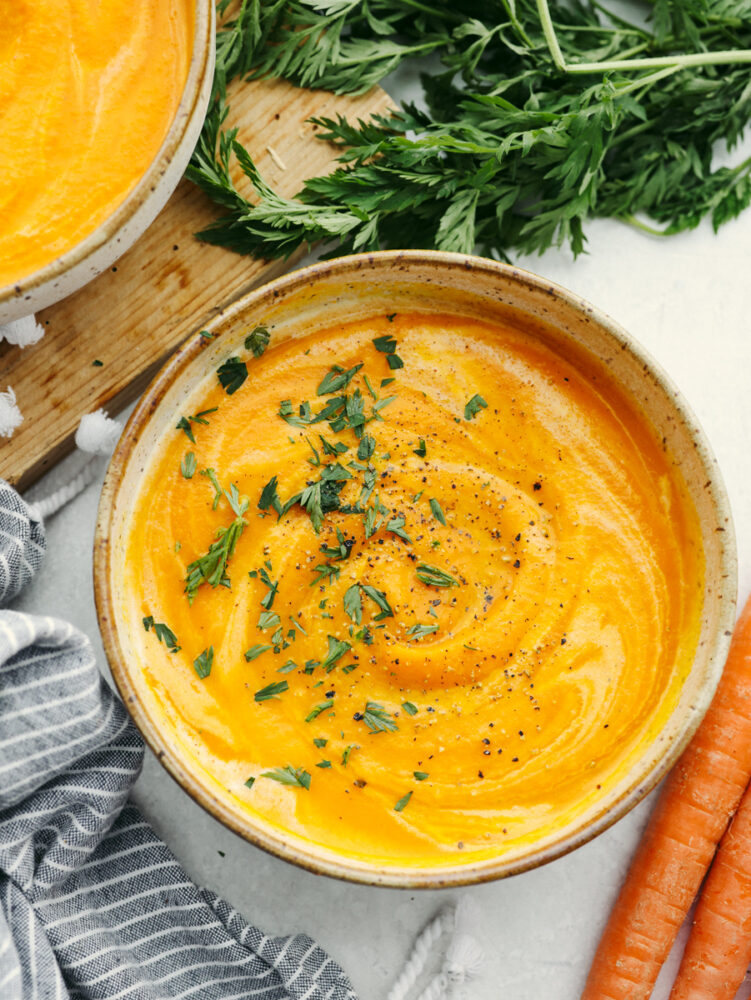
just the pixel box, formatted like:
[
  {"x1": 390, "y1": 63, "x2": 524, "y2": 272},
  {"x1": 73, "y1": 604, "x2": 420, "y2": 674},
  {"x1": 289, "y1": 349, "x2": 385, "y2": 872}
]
[
  {"x1": 94, "y1": 251, "x2": 737, "y2": 887},
  {"x1": 0, "y1": 1, "x2": 215, "y2": 325}
]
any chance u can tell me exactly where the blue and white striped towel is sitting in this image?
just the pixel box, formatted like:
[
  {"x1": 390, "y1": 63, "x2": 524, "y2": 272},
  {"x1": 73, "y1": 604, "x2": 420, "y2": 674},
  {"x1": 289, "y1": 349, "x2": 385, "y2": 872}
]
[{"x1": 0, "y1": 480, "x2": 357, "y2": 1000}]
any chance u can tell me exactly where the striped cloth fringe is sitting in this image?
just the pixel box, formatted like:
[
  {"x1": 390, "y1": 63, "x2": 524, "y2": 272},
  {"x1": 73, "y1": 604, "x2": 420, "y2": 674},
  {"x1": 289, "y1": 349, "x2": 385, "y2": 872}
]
[{"x1": 0, "y1": 479, "x2": 357, "y2": 1000}]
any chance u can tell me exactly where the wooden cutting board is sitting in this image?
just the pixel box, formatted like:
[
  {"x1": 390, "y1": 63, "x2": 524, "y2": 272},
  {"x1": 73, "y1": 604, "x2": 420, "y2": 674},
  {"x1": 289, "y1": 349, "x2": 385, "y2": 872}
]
[{"x1": 0, "y1": 76, "x2": 393, "y2": 491}]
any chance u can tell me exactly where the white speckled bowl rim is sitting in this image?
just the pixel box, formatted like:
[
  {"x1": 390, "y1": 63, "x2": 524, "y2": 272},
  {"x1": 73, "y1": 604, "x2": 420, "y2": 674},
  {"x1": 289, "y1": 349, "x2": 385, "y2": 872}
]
[{"x1": 95, "y1": 251, "x2": 738, "y2": 888}]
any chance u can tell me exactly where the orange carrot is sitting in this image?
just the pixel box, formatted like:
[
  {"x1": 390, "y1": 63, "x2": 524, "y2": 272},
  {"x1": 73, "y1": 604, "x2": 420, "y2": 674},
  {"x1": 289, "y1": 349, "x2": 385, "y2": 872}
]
[
  {"x1": 581, "y1": 591, "x2": 751, "y2": 1000},
  {"x1": 669, "y1": 776, "x2": 751, "y2": 999}
]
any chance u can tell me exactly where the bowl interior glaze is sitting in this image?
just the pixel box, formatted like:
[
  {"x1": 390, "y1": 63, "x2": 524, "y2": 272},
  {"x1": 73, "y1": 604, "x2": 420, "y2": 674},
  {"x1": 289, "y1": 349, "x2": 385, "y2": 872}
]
[{"x1": 95, "y1": 251, "x2": 737, "y2": 887}]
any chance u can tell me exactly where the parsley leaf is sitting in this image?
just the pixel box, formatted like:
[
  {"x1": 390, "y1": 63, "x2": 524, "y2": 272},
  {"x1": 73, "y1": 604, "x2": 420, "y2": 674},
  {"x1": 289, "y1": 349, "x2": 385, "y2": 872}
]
[
  {"x1": 217, "y1": 356, "x2": 248, "y2": 394},
  {"x1": 429, "y1": 498, "x2": 446, "y2": 525},
  {"x1": 343, "y1": 583, "x2": 362, "y2": 624},
  {"x1": 258, "y1": 476, "x2": 282, "y2": 514},
  {"x1": 361, "y1": 701, "x2": 398, "y2": 734},
  {"x1": 245, "y1": 645, "x2": 273, "y2": 662},
  {"x1": 255, "y1": 680, "x2": 288, "y2": 702},
  {"x1": 262, "y1": 766, "x2": 311, "y2": 790},
  {"x1": 306, "y1": 699, "x2": 334, "y2": 722},
  {"x1": 394, "y1": 791, "x2": 412, "y2": 812},
  {"x1": 415, "y1": 563, "x2": 460, "y2": 588},
  {"x1": 142, "y1": 616, "x2": 180, "y2": 653},
  {"x1": 245, "y1": 325, "x2": 270, "y2": 356},
  {"x1": 373, "y1": 335, "x2": 397, "y2": 354},
  {"x1": 357, "y1": 434, "x2": 376, "y2": 461},
  {"x1": 193, "y1": 646, "x2": 214, "y2": 678},
  {"x1": 464, "y1": 394, "x2": 488, "y2": 420},
  {"x1": 322, "y1": 635, "x2": 351, "y2": 671},
  {"x1": 181, "y1": 452, "x2": 197, "y2": 479},
  {"x1": 317, "y1": 362, "x2": 363, "y2": 396},
  {"x1": 407, "y1": 623, "x2": 439, "y2": 639}
]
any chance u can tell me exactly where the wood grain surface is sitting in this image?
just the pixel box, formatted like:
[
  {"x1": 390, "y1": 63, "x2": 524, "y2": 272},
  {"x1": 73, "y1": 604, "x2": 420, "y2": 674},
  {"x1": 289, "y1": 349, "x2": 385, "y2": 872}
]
[{"x1": 0, "y1": 76, "x2": 392, "y2": 490}]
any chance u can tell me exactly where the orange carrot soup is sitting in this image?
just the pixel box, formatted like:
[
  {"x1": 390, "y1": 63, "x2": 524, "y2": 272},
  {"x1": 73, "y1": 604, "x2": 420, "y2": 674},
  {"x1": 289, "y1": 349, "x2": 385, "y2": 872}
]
[
  {"x1": 123, "y1": 311, "x2": 704, "y2": 868},
  {"x1": 0, "y1": 0, "x2": 194, "y2": 288}
]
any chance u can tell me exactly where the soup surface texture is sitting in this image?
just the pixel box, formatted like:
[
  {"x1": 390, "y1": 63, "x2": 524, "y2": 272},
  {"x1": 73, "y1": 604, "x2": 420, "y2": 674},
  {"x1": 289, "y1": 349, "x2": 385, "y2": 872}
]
[
  {"x1": 0, "y1": 0, "x2": 193, "y2": 288},
  {"x1": 124, "y1": 311, "x2": 703, "y2": 869}
]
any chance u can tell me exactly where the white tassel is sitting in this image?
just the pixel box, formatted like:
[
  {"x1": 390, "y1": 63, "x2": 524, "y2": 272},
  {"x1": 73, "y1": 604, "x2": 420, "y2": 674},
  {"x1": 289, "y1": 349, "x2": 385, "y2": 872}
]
[
  {"x1": 74, "y1": 408, "x2": 121, "y2": 455},
  {"x1": 26, "y1": 409, "x2": 122, "y2": 520},
  {"x1": 445, "y1": 933, "x2": 485, "y2": 985},
  {"x1": 390, "y1": 899, "x2": 485, "y2": 1000},
  {"x1": 0, "y1": 315, "x2": 45, "y2": 348},
  {"x1": 0, "y1": 387, "x2": 23, "y2": 438}
]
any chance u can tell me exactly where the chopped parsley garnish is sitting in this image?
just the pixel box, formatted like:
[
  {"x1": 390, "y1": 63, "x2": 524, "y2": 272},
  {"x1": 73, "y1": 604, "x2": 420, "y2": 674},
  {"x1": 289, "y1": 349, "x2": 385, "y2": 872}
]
[
  {"x1": 244, "y1": 776, "x2": 255, "y2": 789},
  {"x1": 181, "y1": 452, "x2": 197, "y2": 479},
  {"x1": 416, "y1": 563, "x2": 460, "y2": 588},
  {"x1": 199, "y1": 468, "x2": 222, "y2": 509},
  {"x1": 193, "y1": 646, "x2": 214, "y2": 678},
  {"x1": 361, "y1": 584, "x2": 393, "y2": 620},
  {"x1": 344, "y1": 583, "x2": 393, "y2": 624},
  {"x1": 262, "y1": 766, "x2": 311, "y2": 790},
  {"x1": 256, "y1": 567, "x2": 278, "y2": 609},
  {"x1": 245, "y1": 325, "x2": 270, "y2": 357},
  {"x1": 258, "y1": 476, "x2": 281, "y2": 514},
  {"x1": 318, "y1": 434, "x2": 348, "y2": 457},
  {"x1": 257, "y1": 610, "x2": 281, "y2": 630},
  {"x1": 429, "y1": 498, "x2": 446, "y2": 525},
  {"x1": 306, "y1": 699, "x2": 334, "y2": 722},
  {"x1": 464, "y1": 394, "x2": 488, "y2": 420},
  {"x1": 372, "y1": 334, "x2": 402, "y2": 370},
  {"x1": 142, "y1": 616, "x2": 180, "y2": 652},
  {"x1": 357, "y1": 434, "x2": 376, "y2": 461},
  {"x1": 387, "y1": 515, "x2": 411, "y2": 543},
  {"x1": 341, "y1": 744, "x2": 358, "y2": 766},
  {"x1": 402, "y1": 701, "x2": 418, "y2": 715},
  {"x1": 175, "y1": 408, "x2": 217, "y2": 443},
  {"x1": 316, "y1": 760, "x2": 332, "y2": 768},
  {"x1": 407, "y1": 623, "x2": 439, "y2": 639},
  {"x1": 413, "y1": 438, "x2": 427, "y2": 457},
  {"x1": 255, "y1": 680, "x2": 288, "y2": 702},
  {"x1": 216, "y1": 356, "x2": 248, "y2": 394},
  {"x1": 373, "y1": 335, "x2": 397, "y2": 354},
  {"x1": 316, "y1": 362, "x2": 363, "y2": 396},
  {"x1": 343, "y1": 584, "x2": 362, "y2": 624},
  {"x1": 277, "y1": 659, "x2": 298, "y2": 673},
  {"x1": 245, "y1": 644, "x2": 273, "y2": 661},
  {"x1": 313, "y1": 737, "x2": 328, "y2": 748},
  {"x1": 322, "y1": 635, "x2": 351, "y2": 671},
  {"x1": 183, "y1": 485, "x2": 249, "y2": 602},
  {"x1": 320, "y1": 528, "x2": 353, "y2": 561},
  {"x1": 394, "y1": 791, "x2": 412, "y2": 812},
  {"x1": 310, "y1": 563, "x2": 341, "y2": 586},
  {"x1": 288, "y1": 462, "x2": 352, "y2": 533},
  {"x1": 361, "y1": 702, "x2": 398, "y2": 734},
  {"x1": 372, "y1": 395, "x2": 396, "y2": 416},
  {"x1": 305, "y1": 437, "x2": 321, "y2": 466},
  {"x1": 414, "y1": 771, "x2": 429, "y2": 781}
]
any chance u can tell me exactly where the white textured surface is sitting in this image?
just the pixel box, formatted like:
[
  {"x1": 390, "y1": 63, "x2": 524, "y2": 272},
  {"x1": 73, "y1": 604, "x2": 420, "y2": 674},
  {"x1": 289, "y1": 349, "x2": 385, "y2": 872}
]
[{"x1": 13, "y1": 142, "x2": 751, "y2": 1000}]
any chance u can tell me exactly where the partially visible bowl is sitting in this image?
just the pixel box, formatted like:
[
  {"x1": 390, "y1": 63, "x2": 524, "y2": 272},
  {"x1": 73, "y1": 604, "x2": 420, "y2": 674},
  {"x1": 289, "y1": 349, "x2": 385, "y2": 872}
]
[
  {"x1": 0, "y1": 1, "x2": 214, "y2": 325},
  {"x1": 95, "y1": 251, "x2": 737, "y2": 887}
]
